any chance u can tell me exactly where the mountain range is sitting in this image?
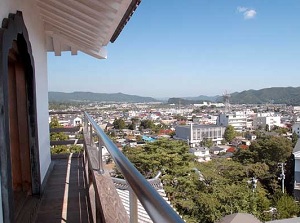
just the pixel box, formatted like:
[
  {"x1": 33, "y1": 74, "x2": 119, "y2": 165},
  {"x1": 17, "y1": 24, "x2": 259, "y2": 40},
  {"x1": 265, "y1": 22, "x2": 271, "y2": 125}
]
[
  {"x1": 229, "y1": 87, "x2": 300, "y2": 104},
  {"x1": 175, "y1": 87, "x2": 300, "y2": 105},
  {"x1": 48, "y1": 92, "x2": 158, "y2": 103},
  {"x1": 49, "y1": 87, "x2": 300, "y2": 105}
]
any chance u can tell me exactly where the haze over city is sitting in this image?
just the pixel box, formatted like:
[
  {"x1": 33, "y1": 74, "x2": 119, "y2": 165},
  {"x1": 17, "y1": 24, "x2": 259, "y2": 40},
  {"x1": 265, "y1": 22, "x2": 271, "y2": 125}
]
[{"x1": 48, "y1": 0, "x2": 300, "y2": 98}]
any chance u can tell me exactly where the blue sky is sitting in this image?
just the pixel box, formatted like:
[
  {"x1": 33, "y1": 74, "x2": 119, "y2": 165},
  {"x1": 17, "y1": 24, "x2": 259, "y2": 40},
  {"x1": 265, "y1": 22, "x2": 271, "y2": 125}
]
[{"x1": 48, "y1": 0, "x2": 300, "y2": 98}]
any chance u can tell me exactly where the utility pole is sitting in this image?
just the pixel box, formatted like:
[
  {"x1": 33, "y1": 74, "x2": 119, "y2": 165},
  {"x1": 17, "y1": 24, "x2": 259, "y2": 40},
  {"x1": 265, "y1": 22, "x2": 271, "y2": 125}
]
[
  {"x1": 278, "y1": 163, "x2": 285, "y2": 193},
  {"x1": 248, "y1": 177, "x2": 258, "y2": 193}
]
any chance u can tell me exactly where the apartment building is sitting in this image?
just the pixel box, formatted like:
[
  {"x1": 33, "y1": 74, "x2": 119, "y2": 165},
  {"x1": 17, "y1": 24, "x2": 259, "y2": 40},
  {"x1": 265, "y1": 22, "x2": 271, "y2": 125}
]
[{"x1": 253, "y1": 113, "x2": 281, "y2": 131}]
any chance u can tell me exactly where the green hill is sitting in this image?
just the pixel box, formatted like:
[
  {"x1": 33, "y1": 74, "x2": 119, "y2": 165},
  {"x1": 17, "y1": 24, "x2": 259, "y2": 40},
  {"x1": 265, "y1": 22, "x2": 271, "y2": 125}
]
[
  {"x1": 230, "y1": 87, "x2": 300, "y2": 104},
  {"x1": 168, "y1": 98, "x2": 206, "y2": 105},
  {"x1": 167, "y1": 87, "x2": 300, "y2": 105},
  {"x1": 48, "y1": 91, "x2": 159, "y2": 103}
]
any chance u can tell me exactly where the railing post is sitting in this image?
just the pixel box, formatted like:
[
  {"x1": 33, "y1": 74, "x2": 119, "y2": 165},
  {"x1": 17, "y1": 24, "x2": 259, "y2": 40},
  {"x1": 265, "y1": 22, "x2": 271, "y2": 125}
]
[
  {"x1": 85, "y1": 115, "x2": 88, "y2": 133},
  {"x1": 129, "y1": 188, "x2": 138, "y2": 223},
  {"x1": 98, "y1": 136, "x2": 104, "y2": 174},
  {"x1": 90, "y1": 123, "x2": 93, "y2": 146}
]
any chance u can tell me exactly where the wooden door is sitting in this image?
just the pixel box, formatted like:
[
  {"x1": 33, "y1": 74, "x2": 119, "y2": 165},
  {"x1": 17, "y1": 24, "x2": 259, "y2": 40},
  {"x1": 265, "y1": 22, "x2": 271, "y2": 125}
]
[{"x1": 8, "y1": 41, "x2": 32, "y2": 216}]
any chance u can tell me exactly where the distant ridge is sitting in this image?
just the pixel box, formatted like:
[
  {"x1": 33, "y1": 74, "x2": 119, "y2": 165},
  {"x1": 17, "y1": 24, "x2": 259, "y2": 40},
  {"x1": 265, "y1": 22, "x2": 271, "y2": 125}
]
[
  {"x1": 167, "y1": 98, "x2": 207, "y2": 105},
  {"x1": 184, "y1": 95, "x2": 220, "y2": 102},
  {"x1": 168, "y1": 87, "x2": 300, "y2": 105},
  {"x1": 48, "y1": 91, "x2": 159, "y2": 103},
  {"x1": 229, "y1": 87, "x2": 300, "y2": 104}
]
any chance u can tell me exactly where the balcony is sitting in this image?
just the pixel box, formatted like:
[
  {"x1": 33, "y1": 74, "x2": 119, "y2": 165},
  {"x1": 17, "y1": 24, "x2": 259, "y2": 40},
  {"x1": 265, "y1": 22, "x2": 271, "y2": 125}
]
[{"x1": 35, "y1": 112, "x2": 184, "y2": 223}]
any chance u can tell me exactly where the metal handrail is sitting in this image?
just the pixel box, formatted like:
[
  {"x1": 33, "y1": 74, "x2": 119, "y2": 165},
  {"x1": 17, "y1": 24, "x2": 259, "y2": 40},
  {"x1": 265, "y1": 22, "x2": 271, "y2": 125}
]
[{"x1": 84, "y1": 112, "x2": 184, "y2": 223}]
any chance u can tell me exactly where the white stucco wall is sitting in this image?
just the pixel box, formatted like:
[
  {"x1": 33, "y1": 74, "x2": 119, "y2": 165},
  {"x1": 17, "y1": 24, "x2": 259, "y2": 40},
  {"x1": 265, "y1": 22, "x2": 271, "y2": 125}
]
[{"x1": 0, "y1": 0, "x2": 51, "y2": 185}]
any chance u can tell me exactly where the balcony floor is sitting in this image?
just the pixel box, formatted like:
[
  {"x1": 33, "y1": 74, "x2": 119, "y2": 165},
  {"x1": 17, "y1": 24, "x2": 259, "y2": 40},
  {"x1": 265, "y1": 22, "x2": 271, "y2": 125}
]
[{"x1": 35, "y1": 154, "x2": 92, "y2": 223}]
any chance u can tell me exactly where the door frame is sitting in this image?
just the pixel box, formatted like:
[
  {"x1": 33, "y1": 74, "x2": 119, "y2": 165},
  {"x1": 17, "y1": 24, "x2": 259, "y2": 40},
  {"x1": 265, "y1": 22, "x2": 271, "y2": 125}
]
[{"x1": 0, "y1": 11, "x2": 41, "y2": 223}]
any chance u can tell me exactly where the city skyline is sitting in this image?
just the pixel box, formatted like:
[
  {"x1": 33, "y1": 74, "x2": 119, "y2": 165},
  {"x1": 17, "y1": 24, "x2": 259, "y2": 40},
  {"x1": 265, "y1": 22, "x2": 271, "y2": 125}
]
[{"x1": 48, "y1": 0, "x2": 300, "y2": 98}]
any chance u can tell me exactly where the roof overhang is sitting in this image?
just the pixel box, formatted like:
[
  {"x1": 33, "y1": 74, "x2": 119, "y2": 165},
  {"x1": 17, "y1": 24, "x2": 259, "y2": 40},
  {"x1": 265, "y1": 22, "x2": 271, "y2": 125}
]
[{"x1": 36, "y1": 0, "x2": 141, "y2": 59}]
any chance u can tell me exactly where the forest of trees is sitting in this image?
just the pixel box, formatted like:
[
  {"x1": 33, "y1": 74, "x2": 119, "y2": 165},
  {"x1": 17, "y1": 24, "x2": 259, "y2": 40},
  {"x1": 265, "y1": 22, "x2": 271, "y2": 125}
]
[{"x1": 122, "y1": 136, "x2": 299, "y2": 223}]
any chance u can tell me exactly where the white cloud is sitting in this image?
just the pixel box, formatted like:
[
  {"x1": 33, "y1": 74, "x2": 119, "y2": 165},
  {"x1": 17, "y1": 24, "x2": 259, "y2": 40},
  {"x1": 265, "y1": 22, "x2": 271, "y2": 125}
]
[
  {"x1": 237, "y1": 6, "x2": 257, "y2": 20},
  {"x1": 244, "y1": 9, "x2": 257, "y2": 19}
]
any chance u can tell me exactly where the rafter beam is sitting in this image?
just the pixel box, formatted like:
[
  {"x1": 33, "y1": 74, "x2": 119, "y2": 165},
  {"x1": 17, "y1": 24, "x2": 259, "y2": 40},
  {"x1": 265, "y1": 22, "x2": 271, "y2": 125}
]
[
  {"x1": 37, "y1": 0, "x2": 111, "y2": 30},
  {"x1": 46, "y1": 26, "x2": 101, "y2": 50},
  {"x1": 39, "y1": 8, "x2": 105, "y2": 38},
  {"x1": 71, "y1": 47, "x2": 77, "y2": 56},
  {"x1": 44, "y1": 21, "x2": 103, "y2": 44},
  {"x1": 52, "y1": 35, "x2": 61, "y2": 56},
  {"x1": 75, "y1": 0, "x2": 118, "y2": 14}
]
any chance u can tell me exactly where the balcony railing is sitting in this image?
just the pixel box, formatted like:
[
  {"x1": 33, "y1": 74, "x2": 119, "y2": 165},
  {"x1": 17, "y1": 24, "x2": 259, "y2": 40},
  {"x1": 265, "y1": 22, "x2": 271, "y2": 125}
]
[{"x1": 83, "y1": 112, "x2": 185, "y2": 223}]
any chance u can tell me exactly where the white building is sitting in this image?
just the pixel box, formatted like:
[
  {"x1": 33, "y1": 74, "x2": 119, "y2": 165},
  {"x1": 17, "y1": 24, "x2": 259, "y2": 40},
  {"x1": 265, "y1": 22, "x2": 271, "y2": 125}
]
[
  {"x1": 0, "y1": 1, "x2": 140, "y2": 222},
  {"x1": 253, "y1": 114, "x2": 281, "y2": 131},
  {"x1": 73, "y1": 117, "x2": 82, "y2": 127},
  {"x1": 217, "y1": 112, "x2": 247, "y2": 132},
  {"x1": 293, "y1": 140, "x2": 300, "y2": 200},
  {"x1": 175, "y1": 124, "x2": 226, "y2": 147},
  {"x1": 292, "y1": 122, "x2": 300, "y2": 137},
  {"x1": 189, "y1": 147, "x2": 211, "y2": 162}
]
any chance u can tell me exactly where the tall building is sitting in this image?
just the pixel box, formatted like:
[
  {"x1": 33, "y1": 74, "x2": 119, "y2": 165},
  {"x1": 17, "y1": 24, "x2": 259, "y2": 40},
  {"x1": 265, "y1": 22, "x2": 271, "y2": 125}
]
[
  {"x1": 217, "y1": 112, "x2": 247, "y2": 132},
  {"x1": 175, "y1": 124, "x2": 226, "y2": 147}
]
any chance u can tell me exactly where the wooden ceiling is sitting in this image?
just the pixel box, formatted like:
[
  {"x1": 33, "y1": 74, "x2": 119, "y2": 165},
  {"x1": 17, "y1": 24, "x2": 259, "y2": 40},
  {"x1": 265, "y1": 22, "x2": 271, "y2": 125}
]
[{"x1": 36, "y1": 0, "x2": 140, "y2": 59}]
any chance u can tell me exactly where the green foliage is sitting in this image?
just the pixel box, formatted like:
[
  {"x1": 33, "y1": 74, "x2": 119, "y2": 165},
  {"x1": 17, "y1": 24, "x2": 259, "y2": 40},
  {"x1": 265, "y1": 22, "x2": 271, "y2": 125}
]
[
  {"x1": 221, "y1": 139, "x2": 227, "y2": 145},
  {"x1": 128, "y1": 123, "x2": 136, "y2": 130},
  {"x1": 51, "y1": 145, "x2": 69, "y2": 154},
  {"x1": 69, "y1": 145, "x2": 83, "y2": 153},
  {"x1": 113, "y1": 118, "x2": 126, "y2": 129},
  {"x1": 234, "y1": 136, "x2": 292, "y2": 167},
  {"x1": 272, "y1": 126, "x2": 288, "y2": 135},
  {"x1": 123, "y1": 139, "x2": 194, "y2": 178},
  {"x1": 49, "y1": 117, "x2": 61, "y2": 128},
  {"x1": 120, "y1": 134, "x2": 297, "y2": 222},
  {"x1": 51, "y1": 145, "x2": 83, "y2": 154},
  {"x1": 49, "y1": 117, "x2": 68, "y2": 141},
  {"x1": 195, "y1": 159, "x2": 272, "y2": 222},
  {"x1": 201, "y1": 138, "x2": 213, "y2": 148},
  {"x1": 233, "y1": 135, "x2": 293, "y2": 196},
  {"x1": 127, "y1": 117, "x2": 139, "y2": 130},
  {"x1": 140, "y1": 119, "x2": 155, "y2": 130},
  {"x1": 173, "y1": 115, "x2": 187, "y2": 121},
  {"x1": 224, "y1": 125, "x2": 236, "y2": 142},
  {"x1": 292, "y1": 131, "x2": 298, "y2": 147},
  {"x1": 122, "y1": 139, "x2": 284, "y2": 222},
  {"x1": 75, "y1": 132, "x2": 84, "y2": 140},
  {"x1": 265, "y1": 124, "x2": 270, "y2": 132},
  {"x1": 50, "y1": 132, "x2": 68, "y2": 141},
  {"x1": 276, "y1": 194, "x2": 300, "y2": 219}
]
